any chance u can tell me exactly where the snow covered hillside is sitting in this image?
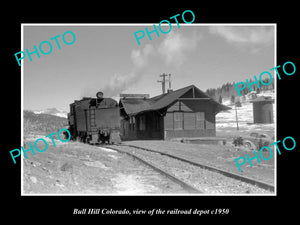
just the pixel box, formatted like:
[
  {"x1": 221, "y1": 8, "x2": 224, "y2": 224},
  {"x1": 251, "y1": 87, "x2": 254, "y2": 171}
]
[
  {"x1": 216, "y1": 90, "x2": 275, "y2": 137},
  {"x1": 33, "y1": 108, "x2": 68, "y2": 118}
]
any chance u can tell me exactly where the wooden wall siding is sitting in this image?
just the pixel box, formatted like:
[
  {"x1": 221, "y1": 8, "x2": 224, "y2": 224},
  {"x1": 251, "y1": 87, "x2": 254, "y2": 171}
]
[
  {"x1": 180, "y1": 87, "x2": 207, "y2": 99},
  {"x1": 164, "y1": 99, "x2": 214, "y2": 132},
  {"x1": 205, "y1": 118, "x2": 215, "y2": 129},
  {"x1": 164, "y1": 129, "x2": 216, "y2": 140},
  {"x1": 196, "y1": 112, "x2": 205, "y2": 129},
  {"x1": 174, "y1": 112, "x2": 183, "y2": 130},
  {"x1": 120, "y1": 94, "x2": 219, "y2": 140},
  {"x1": 167, "y1": 102, "x2": 180, "y2": 111},
  {"x1": 164, "y1": 111, "x2": 208, "y2": 131},
  {"x1": 180, "y1": 101, "x2": 193, "y2": 111},
  {"x1": 180, "y1": 88, "x2": 194, "y2": 98},
  {"x1": 167, "y1": 101, "x2": 193, "y2": 112},
  {"x1": 183, "y1": 112, "x2": 196, "y2": 130},
  {"x1": 120, "y1": 119, "x2": 135, "y2": 140},
  {"x1": 182, "y1": 100, "x2": 215, "y2": 128},
  {"x1": 139, "y1": 115, "x2": 146, "y2": 130},
  {"x1": 120, "y1": 112, "x2": 164, "y2": 140},
  {"x1": 164, "y1": 112, "x2": 173, "y2": 130}
]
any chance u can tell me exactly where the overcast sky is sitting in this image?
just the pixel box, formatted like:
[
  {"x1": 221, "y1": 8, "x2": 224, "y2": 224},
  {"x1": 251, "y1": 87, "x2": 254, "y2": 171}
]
[{"x1": 23, "y1": 24, "x2": 275, "y2": 111}]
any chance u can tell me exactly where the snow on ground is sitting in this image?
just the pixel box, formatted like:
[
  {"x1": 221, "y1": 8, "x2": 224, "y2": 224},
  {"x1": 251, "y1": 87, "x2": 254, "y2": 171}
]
[
  {"x1": 216, "y1": 91, "x2": 275, "y2": 137},
  {"x1": 33, "y1": 108, "x2": 68, "y2": 118}
]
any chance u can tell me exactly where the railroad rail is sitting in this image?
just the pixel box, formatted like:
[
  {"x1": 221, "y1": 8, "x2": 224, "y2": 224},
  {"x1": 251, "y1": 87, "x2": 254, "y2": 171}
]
[
  {"x1": 113, "y1": 144, "x2": 275, "y2": 193},
  {"x1": 104, "y1": 145, "x2": 202, "y2": 194}
]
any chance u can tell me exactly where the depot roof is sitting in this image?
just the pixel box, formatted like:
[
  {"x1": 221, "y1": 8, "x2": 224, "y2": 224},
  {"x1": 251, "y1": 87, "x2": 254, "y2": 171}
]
[{"x1": 120, "y1": 85, "x2": 231, "y2": 116}]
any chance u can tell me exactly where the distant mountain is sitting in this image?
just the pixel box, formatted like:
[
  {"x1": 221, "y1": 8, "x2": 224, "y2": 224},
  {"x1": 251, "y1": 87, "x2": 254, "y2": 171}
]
[{"x1": 33, "y1": 108, "x2": 68, "y2": 118}]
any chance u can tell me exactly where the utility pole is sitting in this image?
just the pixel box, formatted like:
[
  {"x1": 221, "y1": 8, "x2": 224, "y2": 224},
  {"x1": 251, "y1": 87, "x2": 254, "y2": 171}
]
[
  {"x1": 157, "y1": 73, "x2": 169, "y2": 94},
  {"x1": 235, "y1": 102, "x2": 239, "y2": 131}
]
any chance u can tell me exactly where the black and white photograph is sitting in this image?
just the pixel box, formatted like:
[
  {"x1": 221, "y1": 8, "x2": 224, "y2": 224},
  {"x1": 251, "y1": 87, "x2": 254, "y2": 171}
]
[{"x1": 21, "y1": 24, "x2": 276, "y2": 195}]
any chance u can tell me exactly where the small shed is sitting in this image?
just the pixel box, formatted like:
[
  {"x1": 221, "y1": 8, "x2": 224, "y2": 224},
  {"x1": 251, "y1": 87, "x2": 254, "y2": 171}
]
[
  {"x1": 250, "y1": 96, "x2": 274, "y2": 124},
  {"x1": 119, "y1": 85, "x2": 231, "y2": 141}
]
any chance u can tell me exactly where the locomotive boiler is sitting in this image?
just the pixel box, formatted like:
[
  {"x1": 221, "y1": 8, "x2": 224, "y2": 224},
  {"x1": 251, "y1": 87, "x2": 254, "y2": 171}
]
[{"x1": 67, "y1": 91, "x2": 121, "y2": 144}]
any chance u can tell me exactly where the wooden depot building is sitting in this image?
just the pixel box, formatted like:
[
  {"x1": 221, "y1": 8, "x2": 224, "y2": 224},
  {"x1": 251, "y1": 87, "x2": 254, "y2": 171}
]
[{"x1": 119, "y1": 85, "x2": 231, "y2": 141}]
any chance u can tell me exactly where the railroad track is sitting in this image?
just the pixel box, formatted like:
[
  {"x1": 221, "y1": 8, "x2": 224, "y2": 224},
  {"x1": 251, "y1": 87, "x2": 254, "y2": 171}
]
[
  {"x1": 103, "y1": 145, "x2": 202, "y2": 194},
  {"x1": 107, "y1": 144, "x2": 275, "y2": 194}
]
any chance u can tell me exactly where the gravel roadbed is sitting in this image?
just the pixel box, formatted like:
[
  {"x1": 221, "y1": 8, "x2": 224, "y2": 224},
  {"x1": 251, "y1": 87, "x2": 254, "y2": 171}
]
[{"x1": 122, "y1": 140, "x2": 275, "y2": 186}]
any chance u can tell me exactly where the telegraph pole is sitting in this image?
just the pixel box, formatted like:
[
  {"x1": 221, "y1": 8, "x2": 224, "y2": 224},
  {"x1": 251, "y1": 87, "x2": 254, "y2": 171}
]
[
  {"x1": 157, "y1": 73, "x2": 169, "y2": 94},
  {"x1": 235, "y1": 103, "x2": 239, "y2": 131}
]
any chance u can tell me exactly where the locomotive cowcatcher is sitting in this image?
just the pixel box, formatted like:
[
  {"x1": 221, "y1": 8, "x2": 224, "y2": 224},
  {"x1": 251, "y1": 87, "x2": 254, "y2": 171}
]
[{"x1": 67, "y1": 91, "x2": 121, "y2": 144}]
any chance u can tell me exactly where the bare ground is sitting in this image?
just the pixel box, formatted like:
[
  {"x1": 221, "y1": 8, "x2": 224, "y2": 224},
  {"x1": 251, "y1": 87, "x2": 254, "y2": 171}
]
[{"x1": 22, "y1": 140, "x2": 188, "y2": 194}]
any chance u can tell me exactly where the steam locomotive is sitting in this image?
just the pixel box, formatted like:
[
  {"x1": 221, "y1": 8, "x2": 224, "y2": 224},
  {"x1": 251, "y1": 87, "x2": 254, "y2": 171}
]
[{"x1": 67, "y1": 91, "x2": 121, "y2": 144}]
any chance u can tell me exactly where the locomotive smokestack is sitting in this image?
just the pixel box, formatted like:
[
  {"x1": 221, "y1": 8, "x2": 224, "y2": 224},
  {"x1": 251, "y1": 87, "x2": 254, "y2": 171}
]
[{"x1": 96, "y1": 91, "x2": 104, "y2": 99}]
